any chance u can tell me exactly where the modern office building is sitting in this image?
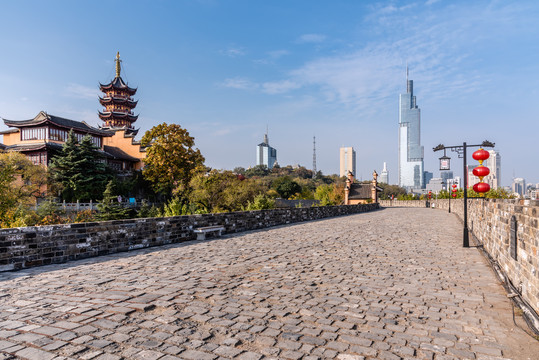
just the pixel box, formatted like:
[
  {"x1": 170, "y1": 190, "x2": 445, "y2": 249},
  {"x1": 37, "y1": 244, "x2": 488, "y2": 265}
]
[
  {"x1": 339, "y1": 147, "x2": 356, "y2": 177},
  {"x1": 512, "y1": 178, "x2": 526, "y2": 197},
  {"x1": 398, "y1": 68, "x2": 424, "y2": 190},
  {"x1": 426, "y1": 178, "x2": 444, "y2": 193},
  {"x1": 484, "y1": 150, "x2": 501, "y2": 188},
  {"x1": 256, "y1": 132, "x2": 277, "y2": 169},
  {"x1": 424, "y1": 171, "x2": 433, "y2": 188},
  {"x1": 379, "y1": 162, "x2": 389, "y2": 184},
  {"x1": 440, "y1": 171, "x2": 454, "y2": 185}
]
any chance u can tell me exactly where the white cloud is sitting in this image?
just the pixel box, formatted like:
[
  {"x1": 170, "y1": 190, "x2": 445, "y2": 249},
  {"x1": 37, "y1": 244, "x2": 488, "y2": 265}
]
[
  {"x1": 262, "y1": 80, "x2": 300, "y2": 94},
  {"x1": 64, "y1": 83, "x2": 99, "y2": 100},
  {"x1": 221, "y1": 77, "x2": 258, "y2": 90},
  {"x1": 298, "y1": 34, "x2": 327, "y2": 43},
  {"x1": 221, "y1": 47, "x2": 246, "y2": 57},
  {"x1": 425, "y1": 0, "x2": 440, "y2": 5}
]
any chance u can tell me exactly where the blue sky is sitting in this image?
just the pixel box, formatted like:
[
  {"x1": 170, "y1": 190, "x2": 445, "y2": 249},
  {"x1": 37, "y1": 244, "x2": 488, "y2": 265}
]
[{"x1": 1, "y1": 0, "x2": 538, "y2": 187}]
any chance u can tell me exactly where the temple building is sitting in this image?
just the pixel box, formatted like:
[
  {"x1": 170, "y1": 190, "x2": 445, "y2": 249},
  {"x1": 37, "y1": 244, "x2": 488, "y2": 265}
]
[
  {"x1": 99, "y1": 53, "x2": 139, "y2": 129},
  {"x1": 0, "y1": 53, "x2": 146, "y2": 172}
]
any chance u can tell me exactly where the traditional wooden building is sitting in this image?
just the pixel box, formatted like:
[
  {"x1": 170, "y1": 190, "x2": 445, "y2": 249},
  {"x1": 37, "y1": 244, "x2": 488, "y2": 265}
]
[
  {"x1": 344, "y1": 171, "x2": 382, "y2": 205},
  {"x1": 0, "y1": 53, "x2": 146, "y2": 172}
]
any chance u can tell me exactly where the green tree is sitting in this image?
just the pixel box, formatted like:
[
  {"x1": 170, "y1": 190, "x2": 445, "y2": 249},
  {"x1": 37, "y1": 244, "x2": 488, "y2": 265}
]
[
  {"x1": 245, "y1": 193, "x2": 275, "y2": 210},
  {"x1": 272, "y1": 176, "x2": 302, "y2": 199},
  {"x1": 245, "y1": 165, "x2": 269, "y2": 177},
  {"x1": 76, "y1": 135, "x2": 110, "y2": 200},
  {"x1": 378, "y1": 183, "x2": 408, "y2": 200},
  {"x1": 140, "y1": 123, "x2": 205, "y2": 197},
  {"x1": 314, "y1": 183, "x2": 344, "y2": 206},
  {"x1": 49, "y1": 131, "x2": 110, "y2": 201},
  {"x1": 48, "y1": 130, "x2": 81, "y2": 201},
  {"x1": 96, "y1": 180, "x2": 132, "y2": 220},
  {"x1": 233, "y1": 167, "x2": 246, "y2": 175},
  {"x1": 189, "y1": 170, "x2": 265, "y2": 212}
]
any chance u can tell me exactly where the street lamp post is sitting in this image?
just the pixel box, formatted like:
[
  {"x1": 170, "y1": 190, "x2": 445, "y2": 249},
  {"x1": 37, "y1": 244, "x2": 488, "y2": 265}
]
[{"x1": 433, "y1": 140, "x2": 495, "y2": 248}]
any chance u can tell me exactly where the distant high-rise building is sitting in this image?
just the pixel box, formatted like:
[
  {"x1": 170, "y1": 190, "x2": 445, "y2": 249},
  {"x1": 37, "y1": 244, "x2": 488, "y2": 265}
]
[
  {"x1": 340, "y1": 147, "x2": 356, "y2": 177},
  {"x1": 424, "y1": 171, "x2": 433, "y2": 187},
  {"x1": 380, "y1": 162, "x2": 389, "y2": 184},
  {"x1": 484, "y1": 150, "x2": 501, "y2": 188},
  {"x1": 440, "y1": 171, "x2": 453, "y2": 186},
  {"x1": 256, "y1": 131, "x2": 277, "y2": 169},
  {"x1": 467, "y1": 165, "x2": 479, "y2": 188},
  {"x1": 398, "y1": 68, "x2": 424, "y2": 190},
  {"x1": 426, "y1": 178, "x2": 444, "y2": 193},
  {"x1": 512, "y1": 178, "x2": 526, "y2": 197}
]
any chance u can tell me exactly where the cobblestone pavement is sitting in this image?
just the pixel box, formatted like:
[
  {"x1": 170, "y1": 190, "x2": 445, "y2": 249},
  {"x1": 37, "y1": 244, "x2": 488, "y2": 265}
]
[{"x1": 1, "y1": 208, "x2": 538, "y2": 360}]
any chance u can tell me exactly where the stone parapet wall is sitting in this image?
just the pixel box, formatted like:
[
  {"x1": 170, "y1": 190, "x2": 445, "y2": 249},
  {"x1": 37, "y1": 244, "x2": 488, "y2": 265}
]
[
  {"x1": 0, "y1": 203, "x2": 378, "y2": 272},
  {"x1": 381, "y1": 199, "x2": 539, "y2": 315}
]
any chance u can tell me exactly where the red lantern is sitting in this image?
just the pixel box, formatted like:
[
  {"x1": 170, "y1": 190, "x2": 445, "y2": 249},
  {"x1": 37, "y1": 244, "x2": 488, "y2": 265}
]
[
  {"x1": 473, "y1": 166, "x2": 490, "y2": 178},
  {"x1": 452, "y1": 184, "x2": 457, "y2": 189},
  {"x1": 452, "y1": 193, "x2": 457, "y2": 198},
  {"x1": 472, "y1": 148, "x2": 490, "y2": 165},
  {"x1": 473, "y1": 182, "x2": 490, "y2": 193}
]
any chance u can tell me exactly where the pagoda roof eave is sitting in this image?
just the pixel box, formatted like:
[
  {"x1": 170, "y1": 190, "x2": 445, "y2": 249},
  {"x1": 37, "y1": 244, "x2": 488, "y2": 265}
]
[
  {"x1": 99, "y1": 76, "x2": 137, "y2": 95},
  {"x1": 98, "y1": 112, "x2": 139, "y2": 122},
  {"x1": 98, "y1": 97, "x2": 138, "y2": 107}
]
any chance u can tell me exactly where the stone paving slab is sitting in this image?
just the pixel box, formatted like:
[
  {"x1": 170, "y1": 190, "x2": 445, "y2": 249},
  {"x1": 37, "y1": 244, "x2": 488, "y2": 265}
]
[{"x1": 0, "y1": 208, "x2": 538, "y2": 359}]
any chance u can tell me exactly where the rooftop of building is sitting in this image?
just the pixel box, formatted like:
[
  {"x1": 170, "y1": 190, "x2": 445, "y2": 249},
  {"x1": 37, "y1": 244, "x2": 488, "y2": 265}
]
[{"x1": 2, "y1": 111, "x2": 114, "y2": 137}]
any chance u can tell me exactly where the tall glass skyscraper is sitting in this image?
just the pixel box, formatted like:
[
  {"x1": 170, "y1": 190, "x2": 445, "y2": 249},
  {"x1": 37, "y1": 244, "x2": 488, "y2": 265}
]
[{"x1": 398, "y1": 69, "x2": 424, "y2": 190}]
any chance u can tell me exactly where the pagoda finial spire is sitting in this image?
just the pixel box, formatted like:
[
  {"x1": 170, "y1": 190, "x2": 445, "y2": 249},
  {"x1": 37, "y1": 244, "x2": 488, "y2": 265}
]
[{"x1": 115, "y1": 52, "x2": 122, "y2": 78}]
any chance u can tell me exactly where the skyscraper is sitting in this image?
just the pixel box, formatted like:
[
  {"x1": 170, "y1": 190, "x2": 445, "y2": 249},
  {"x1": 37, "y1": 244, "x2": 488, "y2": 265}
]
[
  {"x1": 484, "y1": 150, "x2": 501, "y2": 188},
  {"x1": 398, "y1": 68, "x2": 424, "y2": 190},
  {"x1": 380, "y1": 162, "x2": 389, "y2": 184},
  {"x1": 512, "y1": 178, "x2": 526, "y2": 197},
  {"x1": 339, "y1": 147, "x2": 356, "y2": 177},
  {"x1": 256, "y1": 131, "x2": 277, "y2": 169}
]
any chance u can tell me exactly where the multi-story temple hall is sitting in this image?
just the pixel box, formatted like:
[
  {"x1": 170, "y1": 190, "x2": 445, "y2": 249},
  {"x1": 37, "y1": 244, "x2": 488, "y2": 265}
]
[{"x1": 0, "y1": 52, "x2": 146, "y2": 172}]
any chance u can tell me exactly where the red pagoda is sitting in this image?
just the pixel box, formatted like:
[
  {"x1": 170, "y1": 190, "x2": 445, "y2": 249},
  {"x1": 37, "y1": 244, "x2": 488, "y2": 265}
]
[{"x1": 98, "y1": 52, "x2": 138, "y2": 129}]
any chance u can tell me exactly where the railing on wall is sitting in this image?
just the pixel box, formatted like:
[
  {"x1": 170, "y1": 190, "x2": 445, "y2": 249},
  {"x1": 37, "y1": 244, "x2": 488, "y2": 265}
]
[{"x1": 35, "y1": 200, "x2": 159, "y2": 212}]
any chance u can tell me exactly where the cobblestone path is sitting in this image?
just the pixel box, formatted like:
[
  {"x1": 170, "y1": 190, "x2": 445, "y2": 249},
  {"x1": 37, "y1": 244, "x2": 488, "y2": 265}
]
[{"x1": 1, "y1": 208, "x2": 538, "y2": 360}]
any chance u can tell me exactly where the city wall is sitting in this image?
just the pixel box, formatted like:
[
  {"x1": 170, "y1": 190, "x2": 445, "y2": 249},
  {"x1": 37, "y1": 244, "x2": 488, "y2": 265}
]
[
  {"x1": 380, "y1": 199, "x2": 539, "y2": 316},
  {"x1": 0, "y1": 203, "x2": 378, "y2": 272}
]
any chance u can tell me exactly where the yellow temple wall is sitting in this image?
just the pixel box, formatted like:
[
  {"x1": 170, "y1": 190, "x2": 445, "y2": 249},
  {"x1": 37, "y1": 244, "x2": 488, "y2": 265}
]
[
  {"x1": 2, "y1": 132, "x2": 20, "y2": 146},
  {"x1": 103, "y1": 130, "x2": 146, "y2": 170}
]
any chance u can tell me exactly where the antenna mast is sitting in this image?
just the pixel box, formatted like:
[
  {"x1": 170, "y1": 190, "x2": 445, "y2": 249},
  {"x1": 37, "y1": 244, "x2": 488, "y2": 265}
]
[{"x1": 312, "y1": 136, "x2": 317, "y2": 178}]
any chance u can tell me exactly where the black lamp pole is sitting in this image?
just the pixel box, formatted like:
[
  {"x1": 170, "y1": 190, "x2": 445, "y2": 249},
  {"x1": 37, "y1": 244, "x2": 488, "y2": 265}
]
[
  {"x1": 433, "y1": 140, "x2": 494, "y2": 248},
  {"x1": 463, "y1": 142, "x2": 469, "y2": 247}
]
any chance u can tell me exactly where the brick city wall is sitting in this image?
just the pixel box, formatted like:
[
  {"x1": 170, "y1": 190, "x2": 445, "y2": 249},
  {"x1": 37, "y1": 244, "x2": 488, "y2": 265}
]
[
  {"x1": 0, "y1": 203, "x2": 379, "y2": 272},
  {"x1": 380, "y1": 199, "x2": 539, "y2": 315}
]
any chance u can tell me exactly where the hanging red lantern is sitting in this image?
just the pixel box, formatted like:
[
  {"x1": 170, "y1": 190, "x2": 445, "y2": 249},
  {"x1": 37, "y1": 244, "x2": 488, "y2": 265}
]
[
  {"x1": 473, "y1": 182, "x2": 490, "y2": 193},
  {"x1": 452, "y1": 185, "x2": 458, "y2": 198},
  {"x1": 473, "y1": 166, "x2": 490, "y2": 178},
  {"x1": 452, "y1": 192, "x2": 457, "y2": 198},
  {"x1": 472, "y1": 148, "x2": 490, "y2": 165}
]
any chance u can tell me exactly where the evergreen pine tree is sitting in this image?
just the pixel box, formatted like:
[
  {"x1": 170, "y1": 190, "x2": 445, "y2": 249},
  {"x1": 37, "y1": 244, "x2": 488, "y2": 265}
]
[
  {"x1": 96, "y1": 180, "x2": 131, "y2": 220},
  {"x1": 49, "y1": 131, "x2": 112, "y2": 202},
  {"x1": 77, "y1": 135, "x2": 110, "y2": 201},
  {"x1": 49, "y1": 130, "x2": 83, "y2": 201}
]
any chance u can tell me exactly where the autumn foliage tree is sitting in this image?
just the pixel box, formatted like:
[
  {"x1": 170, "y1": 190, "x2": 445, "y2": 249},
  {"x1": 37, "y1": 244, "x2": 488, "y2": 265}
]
[
  {"x1": 0, "y1": 152, "x2": 47, "y2": 227},
  {"x1": 140, "y1": 123, "x2": 205, "y2": 197}
]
